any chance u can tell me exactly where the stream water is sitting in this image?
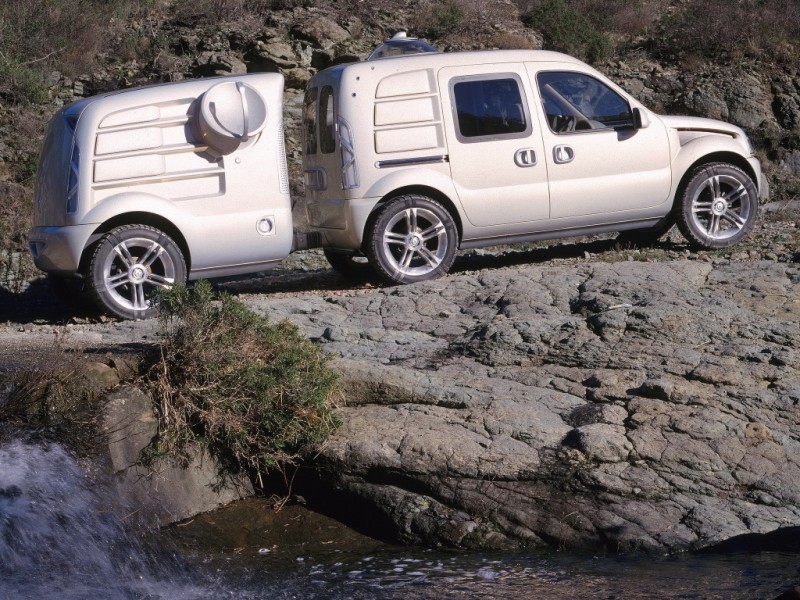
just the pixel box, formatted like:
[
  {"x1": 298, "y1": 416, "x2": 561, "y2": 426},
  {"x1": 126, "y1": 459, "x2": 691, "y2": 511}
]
[{"x1": 1, "y1": 436, "x2": 798, "y2": 599}]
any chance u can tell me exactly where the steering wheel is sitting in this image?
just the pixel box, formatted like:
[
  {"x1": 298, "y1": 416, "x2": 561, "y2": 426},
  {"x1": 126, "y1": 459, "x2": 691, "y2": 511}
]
[{"x1": 563, "y1": 115, "x2": 594, "y2": 132}]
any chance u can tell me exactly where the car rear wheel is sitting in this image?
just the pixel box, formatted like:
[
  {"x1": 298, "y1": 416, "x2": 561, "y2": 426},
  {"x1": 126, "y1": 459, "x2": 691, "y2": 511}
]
[
  {"x1": 676, "y1": 163, "x2": 758, "y2": 249},
  {"x1": 366, "y1": 194, "x2": 458, "y2": 284},
  {"x1": 86, "y1": 225, "x2": 186, "y2": 320}
]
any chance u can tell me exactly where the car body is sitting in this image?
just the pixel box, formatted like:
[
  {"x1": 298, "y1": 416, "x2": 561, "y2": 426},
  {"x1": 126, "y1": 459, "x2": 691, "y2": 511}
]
[
  {"x1": 29, "y1": 73, "x2": 305, "y2": 319},
  {"x1": 302, "y1": 44, "x2": 763, "y2": 283}
]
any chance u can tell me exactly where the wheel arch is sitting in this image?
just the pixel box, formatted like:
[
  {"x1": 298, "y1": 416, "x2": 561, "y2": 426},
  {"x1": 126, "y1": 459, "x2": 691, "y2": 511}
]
[
  {"x1": 81, "y1": 212, "x2": 191, "y2": 274},
  {"x1": 673, "y1": 152, "x2": 759, "y2": 210}
]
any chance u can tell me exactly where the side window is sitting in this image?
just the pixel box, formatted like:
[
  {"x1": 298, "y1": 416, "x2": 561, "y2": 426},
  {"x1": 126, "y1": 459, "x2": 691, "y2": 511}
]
[
  {"x1": 451, "y1": 75, "x2": 530, "y2": 141},
  {"x1": 303, "y1": 87, "x2": 318, "y2": 155},
  {"x1": 537, "y1": 71, "x2": 634, "y2": 134},
  {"x1": 319, "y1": 86, "x2": 335, "y2": 154}
]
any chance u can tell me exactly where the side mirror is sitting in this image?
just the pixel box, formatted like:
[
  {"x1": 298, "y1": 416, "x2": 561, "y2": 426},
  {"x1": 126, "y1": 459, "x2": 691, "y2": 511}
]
[{"x1": 633, "y1": 107, "x2": 650, "y2": 130}]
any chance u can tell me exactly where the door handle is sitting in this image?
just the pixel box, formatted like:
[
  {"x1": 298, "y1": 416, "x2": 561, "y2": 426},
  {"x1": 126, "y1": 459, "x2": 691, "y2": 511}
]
[
  {"x1": 553, "y1": 145, "x2": 575, "y2": 164},
  {"x1": 514, "y1": 148, "x2": 537, "y2": 167}
]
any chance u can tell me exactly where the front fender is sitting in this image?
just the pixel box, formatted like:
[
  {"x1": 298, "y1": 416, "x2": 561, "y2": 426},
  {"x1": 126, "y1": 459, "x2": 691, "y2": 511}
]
[{"x1": 670, "y1": 133, "x2": 760, "y2": 196}]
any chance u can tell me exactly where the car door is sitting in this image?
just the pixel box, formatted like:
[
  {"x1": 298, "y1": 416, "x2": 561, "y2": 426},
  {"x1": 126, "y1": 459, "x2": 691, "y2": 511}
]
[
  {"x1": 528, "y1": 64, "x2": 672, "y2": 221},
  {"x1": 438, "y1": 65, "x2": 550, "y2": 229}
]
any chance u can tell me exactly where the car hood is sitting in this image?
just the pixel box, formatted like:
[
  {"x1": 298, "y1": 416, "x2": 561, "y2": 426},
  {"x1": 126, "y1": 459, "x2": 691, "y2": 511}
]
[{"x1": 658, "y1": 115, "x2": 746, "y2": 137}]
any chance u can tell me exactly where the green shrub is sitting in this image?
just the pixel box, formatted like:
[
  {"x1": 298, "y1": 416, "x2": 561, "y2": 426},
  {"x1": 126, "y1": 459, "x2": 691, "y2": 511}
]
[
  {"x1": 146, "y1": 281, "x2": 340, "y2": 478},
  {"x1": 420, "y1": 2, "x2": 464, "y2": 40},
  {"x1": 0, "y1": 60, "x2": 48, "y2": 104},
  {"x1": 522, "y1": 0, "x2": 611, "y2": 63}
]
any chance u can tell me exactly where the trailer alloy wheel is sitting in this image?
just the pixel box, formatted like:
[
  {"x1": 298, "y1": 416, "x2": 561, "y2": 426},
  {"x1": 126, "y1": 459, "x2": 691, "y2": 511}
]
[
  {"x1": 367, "y1": 194, "x2": 458, "y2": 284},
  {"x1": 87, "y1": 224, "x2": 187, "y2": 320}
]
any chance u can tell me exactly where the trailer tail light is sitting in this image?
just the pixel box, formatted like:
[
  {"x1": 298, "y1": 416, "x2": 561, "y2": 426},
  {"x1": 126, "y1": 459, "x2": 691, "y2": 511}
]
[{"x1": 337, "y1": 116, "x2": 359, "y2": 190}]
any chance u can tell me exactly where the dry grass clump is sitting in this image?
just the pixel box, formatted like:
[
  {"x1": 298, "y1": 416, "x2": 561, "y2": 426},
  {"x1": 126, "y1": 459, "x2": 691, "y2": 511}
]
[
  {"x1": 0, "y1": 341, "x2": 113, "y2": 456},
  {"x1": 145, "y1": 281, "x2": 340, "y2": 480}
]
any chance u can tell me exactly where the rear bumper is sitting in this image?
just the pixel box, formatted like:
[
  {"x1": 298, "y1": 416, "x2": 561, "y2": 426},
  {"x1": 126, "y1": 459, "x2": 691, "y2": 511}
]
[{"x1": 28, "y1": 224, "x2": 95, "y2": 276}]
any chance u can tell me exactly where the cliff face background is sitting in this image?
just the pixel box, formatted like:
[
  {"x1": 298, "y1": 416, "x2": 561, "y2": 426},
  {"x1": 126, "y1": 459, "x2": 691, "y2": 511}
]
[{"x1": 2, "y1": 0, "x2": 800, "y2": 279}]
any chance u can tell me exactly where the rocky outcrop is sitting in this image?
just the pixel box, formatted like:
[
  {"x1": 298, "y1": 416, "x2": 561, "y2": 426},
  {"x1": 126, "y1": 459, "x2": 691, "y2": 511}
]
[
  {"x1": 249, "y1": 257, "x2": 800, "y2": 552},
  {"x1": 101, "y1": 386, "x2": 252, "y2": 527}
]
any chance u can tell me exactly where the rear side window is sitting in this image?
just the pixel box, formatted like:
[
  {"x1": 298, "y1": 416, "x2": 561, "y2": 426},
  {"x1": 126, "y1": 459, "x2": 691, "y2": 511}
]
[
  {"x1": 303, "y1": 87, "x2": 318, "y2": 155},
  {"x1": 451, "y1": 75, "x2": 530, "y2": 141},
  {"x1": 319, "y1": 86, "x2": 336, "y2": 154}
]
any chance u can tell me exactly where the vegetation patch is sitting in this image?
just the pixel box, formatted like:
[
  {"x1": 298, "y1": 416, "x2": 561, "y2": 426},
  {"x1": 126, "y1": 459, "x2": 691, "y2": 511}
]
[
  {"x1": 651, "y1": 0, "x2": 800, "y2": 63},
  {"x1": 145, "y1": 281, "x2": 340, "y2": 481},
  {"x1": 0, "y1": 182, "x2": 37, "y2": 293},
  {"x1": 0, "y1": 342, "x2": 119, "y2": 456},
  {"x1": 521, "y1": 0, "x2": 611, "y2": 63}
]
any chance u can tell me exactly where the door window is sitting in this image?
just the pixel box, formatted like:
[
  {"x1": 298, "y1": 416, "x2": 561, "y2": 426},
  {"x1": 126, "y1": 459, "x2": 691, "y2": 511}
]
[
  {"x1": 451, "y1": 75, "x2": 531, "y2": 142},
  {"x1": 537, "y1": 71, "x2": 634, "y2": 133}
]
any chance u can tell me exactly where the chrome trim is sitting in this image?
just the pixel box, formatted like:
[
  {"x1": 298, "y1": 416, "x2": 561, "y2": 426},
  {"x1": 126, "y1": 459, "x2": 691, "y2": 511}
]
[{"x1": 375, "y1": 155, "x2": 449, "y2": 169}]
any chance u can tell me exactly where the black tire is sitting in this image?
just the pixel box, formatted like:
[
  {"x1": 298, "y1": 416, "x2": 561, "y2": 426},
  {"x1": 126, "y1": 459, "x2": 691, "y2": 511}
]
[
  {"x1": 366, "y1": 194, "x2": 458, "y2": 284},
  {"x1": 86, "y1": 225, "x2": 187, "y2": 320},
  {"x1": 323, "y1": 249, "x2": 374, "y2": 280},
  {"x1": 675, "y1": 163, "x2": 758, "y2": 250},
  {"x1": 616, "y1": 215, "x2": 675, "y2": 247}
]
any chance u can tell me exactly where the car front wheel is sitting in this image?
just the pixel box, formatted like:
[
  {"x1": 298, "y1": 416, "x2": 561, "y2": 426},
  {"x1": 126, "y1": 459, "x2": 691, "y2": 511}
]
[
  {"x1": 86, "y1": 225, "x2": 187, "y2": 320},
  {"x1": 366, "y1": 194, "x2": 458, "y2": 284},
  {"x1": 676, "y1": 163, "x2": 758, "y2": 249}
]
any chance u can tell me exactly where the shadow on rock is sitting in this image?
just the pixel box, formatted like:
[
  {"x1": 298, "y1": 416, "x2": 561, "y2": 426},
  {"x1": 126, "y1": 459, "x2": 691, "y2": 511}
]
[{"x1": 0, "y1": 277, "x2": 99, "y2": 324}]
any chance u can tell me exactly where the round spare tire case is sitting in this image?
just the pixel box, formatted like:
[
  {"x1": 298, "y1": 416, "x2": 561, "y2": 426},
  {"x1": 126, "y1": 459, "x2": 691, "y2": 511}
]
[{"x1": 197, "y1": 81, "x2": 268, "y2": 156}]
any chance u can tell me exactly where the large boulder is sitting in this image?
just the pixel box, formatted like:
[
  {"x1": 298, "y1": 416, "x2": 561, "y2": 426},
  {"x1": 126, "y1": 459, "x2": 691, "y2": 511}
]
[
  {"x1": 252, "y1": 259, "x2": 800, "y2": 551},
  {"x1": 101, "y1": 386, "x2": 252, "y2": 526}
]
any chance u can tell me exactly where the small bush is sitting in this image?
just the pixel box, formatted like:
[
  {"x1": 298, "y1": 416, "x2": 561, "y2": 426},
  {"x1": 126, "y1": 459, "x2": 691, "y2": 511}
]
[
  {"x1": 146, "y1": 281, "x2": 340, "y2": 477},
  {"x1": 522, "y1": 0, "x2": 611, "y2": 63},
  {"x1": 417, "y1": 2, "x2": 464, "y2": 40},
  {"x1": 0, "y1": 60, "x2": 48, "y2": 104}
]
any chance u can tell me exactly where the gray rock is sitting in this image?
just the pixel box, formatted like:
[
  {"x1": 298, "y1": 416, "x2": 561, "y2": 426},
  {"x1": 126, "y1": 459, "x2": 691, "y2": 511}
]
[
  {"x1": 290, "y1": 16, "x2": 350, "y2": 50},
  {"x1": 193, "y1": 51, "x2": 247, "y2": 76},
  {"x1": 101, "y1": 386, "x2": 252, "y2": 526},
  {"x1": 245, "y1": 259, "x2": 800, "y2": 552}
]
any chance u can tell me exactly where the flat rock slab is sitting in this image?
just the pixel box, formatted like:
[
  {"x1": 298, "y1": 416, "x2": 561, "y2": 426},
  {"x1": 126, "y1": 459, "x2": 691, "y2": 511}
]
[{"x1": 247, "y1": 259, "x2": 800, "y2": 551}]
